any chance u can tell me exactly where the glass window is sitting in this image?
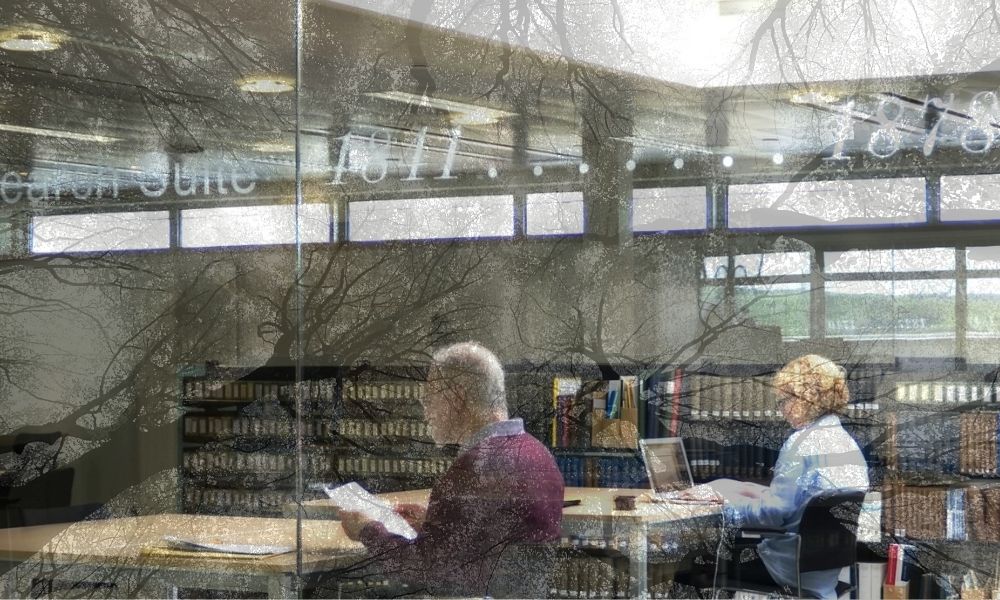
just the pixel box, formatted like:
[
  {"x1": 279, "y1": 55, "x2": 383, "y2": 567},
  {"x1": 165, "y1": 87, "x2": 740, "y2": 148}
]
[
  {"x1": 701, "y1": 251, "x2": 812, "y2": 339},
  {"x1": 31, "y1": 211, "x2": 170, "y2": 254},
  {"x1": 180, "y1": 203, "x2": 331, "y2": 248},
  {"x1": 526, "y1": 192, "x2": 584, "y2": 236},
  {"x1": 703, "y1": 251, "x2": 811, "y2": 279},
  {"x1": 941, "y1": 174, "x2": 1000, "y2": 222},
  {"x1": 349, "y1": 196, "x2": 514, "y2": 241},
  {"x1": 824, "y1": 249, "x2": 956, "y2": 339},
  {"x1": 728, "y1": 178, "x2": 926, "y2": 229},
  {"x1": 632, "y1": 186, "x2": 707, "y2": 232}
]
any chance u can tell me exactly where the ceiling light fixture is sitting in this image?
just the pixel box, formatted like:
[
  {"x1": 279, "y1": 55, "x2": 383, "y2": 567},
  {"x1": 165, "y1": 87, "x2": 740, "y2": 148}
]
[
  {"x1": 0, "y1": 28, "x2": 64, "y2": 52},
  {"x1": 0, "y1": 123, "x2": 119, "y2": 143},
  {"x1": 253, "y1": 141, "x2": 294, "y2": 153},
  {"x1": 238, "y1": 76, "x2": 294, "y2": 94},
  {"x1": 365, "y1": 90, "x2": 516, "y2": 124},
  {"x1": 789, "y1": 90, "x2": 839, "y2": 105}
]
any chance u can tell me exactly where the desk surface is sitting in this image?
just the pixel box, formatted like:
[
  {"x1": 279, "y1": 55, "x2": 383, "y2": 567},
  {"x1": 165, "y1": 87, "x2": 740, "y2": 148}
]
[
  {"x1": 1, "y1": 514, "x2": 360, "y2": 574},
  {"x1": 302, "y1": 487, "x2": 721, "y2": 524},
  {"x1": 1, "y1": 488, "x2": 719, "y2": 576}
]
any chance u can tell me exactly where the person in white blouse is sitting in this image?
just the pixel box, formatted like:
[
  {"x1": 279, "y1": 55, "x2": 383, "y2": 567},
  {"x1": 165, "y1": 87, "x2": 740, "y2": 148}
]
[{"x1": 681, "y1": 354, "x2": 870, "y2": 599}]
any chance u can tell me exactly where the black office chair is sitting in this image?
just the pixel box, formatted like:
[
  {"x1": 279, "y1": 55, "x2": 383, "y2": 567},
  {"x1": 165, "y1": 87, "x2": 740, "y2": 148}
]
[{"x1": 714, "y1": 489, "x2": 865, "y2": 599}]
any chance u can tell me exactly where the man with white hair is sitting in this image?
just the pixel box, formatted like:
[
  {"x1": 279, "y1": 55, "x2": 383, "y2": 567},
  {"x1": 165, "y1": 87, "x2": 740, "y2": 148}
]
[{"x1": 340, "y1": 342, "x2": 564, "y2": 597}]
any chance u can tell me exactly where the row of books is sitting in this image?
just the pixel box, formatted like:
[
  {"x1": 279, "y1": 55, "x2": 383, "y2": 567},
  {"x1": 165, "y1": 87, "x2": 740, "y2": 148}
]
[
  {"x1": 182, "y1": 487, "x2": 298, "y2": 513},
  {"x1": 183, "y1": 379, "x2": 335, "y2": 402},
  {"x1": 685, "y1": 439, "x2": 779, "y2": 481},
  {"x1": 687, "y1": 375, "x2": 781, "y2": 421},
  {"x1": 183, "y1": 450, "x2": 296, "y2": 473},
  {"x1": 550, "y1": 556, "x2": 675, "y2": 599},
  {"x1": 336, "y1": 456, "x2": 452, "y2": 476},
  {"x1": 184, "y1": 415, "x2": 298, "y2": 437},
  {"x1": 344, "y1": 381, "x2": 425, "y2": 402},
  {"x1": 338, "y1": 418, "x2": 429, "y2": 439},
  {"x1": 883, "y1": 482, "x2": 1000, "y2": 541},
  {"x1": 550, "y1": 378, "x2": 642, "y2": 449},
  {"x1": 888, "y1": 411, "x2": 1000, "y2": 475},
  {"x1": 554, "y1": 456, "x2": 647, "y2": 488},
  {"x1": 894, "y1": 382, "x2": 996, "y2": 404},
  {"x1": 182, "y1": 415, "x2": 430, "y2": 440},
  {"x1": 960, "y1": 412, "x2": 1000, "y2": 475}
]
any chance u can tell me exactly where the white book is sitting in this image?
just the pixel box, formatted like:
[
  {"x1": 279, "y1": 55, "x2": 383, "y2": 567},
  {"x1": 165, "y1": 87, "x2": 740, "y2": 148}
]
[{"x1": 315, "y1": 482, "x2": 418, "y2": 540}]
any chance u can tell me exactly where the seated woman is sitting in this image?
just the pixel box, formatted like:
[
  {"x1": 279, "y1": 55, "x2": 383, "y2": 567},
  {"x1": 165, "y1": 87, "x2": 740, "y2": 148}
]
[{"x1": 682, "y1": 354, "x2": 870, "y2": 599}]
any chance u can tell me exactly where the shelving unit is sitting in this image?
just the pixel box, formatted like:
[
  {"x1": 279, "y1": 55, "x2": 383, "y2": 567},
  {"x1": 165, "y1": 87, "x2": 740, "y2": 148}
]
[{"x1": 178, "y1": 364, "x2": 456, "y2": 517}]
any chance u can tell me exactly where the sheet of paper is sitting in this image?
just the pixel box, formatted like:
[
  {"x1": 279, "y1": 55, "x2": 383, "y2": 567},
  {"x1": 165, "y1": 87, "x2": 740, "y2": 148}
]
[
  {"x1": 161, "y1": 535, "x2": 293, "y2": 555},
  {"x1": 318, "y1": 482, "x2": 418, "y2": 540}
]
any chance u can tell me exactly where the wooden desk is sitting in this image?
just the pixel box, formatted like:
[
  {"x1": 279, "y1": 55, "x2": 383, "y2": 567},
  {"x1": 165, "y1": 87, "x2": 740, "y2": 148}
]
[
  {"x1": 0, "y1": 514, "x2": 361, "y2": 598},
  {"x1": 296, "y1": 487, "x2": 722, "y2": 599},
  {"x1": 0, "y1": 490, "x2": 719, "y2": 599}
]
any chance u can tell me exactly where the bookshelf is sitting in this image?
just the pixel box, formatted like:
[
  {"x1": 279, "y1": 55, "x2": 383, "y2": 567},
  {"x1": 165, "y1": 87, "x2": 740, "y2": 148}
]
[{"x1": 179, "y1": 364, "x2": 455, "y2": 517}]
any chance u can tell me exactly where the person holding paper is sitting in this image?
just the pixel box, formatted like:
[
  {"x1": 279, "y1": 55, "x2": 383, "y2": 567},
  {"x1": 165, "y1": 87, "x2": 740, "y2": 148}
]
[
  {"x1": 678, "y1": 354, "x2": 869, "y2": 599},
  {"x1": 339, "y1": 342, "x2": 564, "y2": 598}
]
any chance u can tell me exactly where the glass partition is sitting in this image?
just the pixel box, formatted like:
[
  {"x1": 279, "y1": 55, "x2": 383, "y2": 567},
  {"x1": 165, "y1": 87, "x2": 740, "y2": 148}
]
[{"x1": 3, "y1": 0, "x2": 1000, "y2": 597}]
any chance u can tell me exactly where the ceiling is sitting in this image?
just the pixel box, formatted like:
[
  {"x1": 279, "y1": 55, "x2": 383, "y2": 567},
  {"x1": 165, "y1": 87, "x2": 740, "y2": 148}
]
[{"x1": 0, "y1": 0, "x2": 999, "y2": 214}]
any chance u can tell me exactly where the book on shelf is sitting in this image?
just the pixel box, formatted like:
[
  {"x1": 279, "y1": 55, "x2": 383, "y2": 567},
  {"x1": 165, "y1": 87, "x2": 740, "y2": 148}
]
[
  {"x1": 550, "y1": 378, "x2": 641, "y2": 450},
  {"x1": 894, "y1": 381, "x2": 996, "y2": 405},
  {"x1": 687, "y1": 374, "x2": 781, "y2": 422},
  {"x1": 883, "y1": 481, "x2": 1000, "y2": 542},
  {"x1": 554, "y1": 455, "x2": 646, "y2": 488}
]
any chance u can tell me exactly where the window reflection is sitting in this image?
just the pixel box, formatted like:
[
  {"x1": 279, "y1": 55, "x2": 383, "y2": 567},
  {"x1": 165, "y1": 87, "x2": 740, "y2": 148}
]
[{"x1": 31, "y1": 211, "x2": 170, "y2": 254}]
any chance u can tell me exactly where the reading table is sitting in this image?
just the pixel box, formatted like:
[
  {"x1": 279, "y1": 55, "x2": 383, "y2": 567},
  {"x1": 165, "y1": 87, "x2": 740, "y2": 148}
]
[{"x1": 297, "y1": 486, "x2": 722, "y2": 599}]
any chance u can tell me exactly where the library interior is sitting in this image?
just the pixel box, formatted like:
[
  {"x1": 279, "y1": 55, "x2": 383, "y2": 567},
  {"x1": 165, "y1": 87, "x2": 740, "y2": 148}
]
[{"x1": 2, "y1": 0, "x2": 1000, "y2": 598}]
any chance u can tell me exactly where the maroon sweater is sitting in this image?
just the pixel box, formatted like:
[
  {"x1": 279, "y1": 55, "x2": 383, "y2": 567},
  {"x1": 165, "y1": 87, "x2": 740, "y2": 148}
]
[{"x1": 358, "y1": 429, "x2": 564, "y2": 596}]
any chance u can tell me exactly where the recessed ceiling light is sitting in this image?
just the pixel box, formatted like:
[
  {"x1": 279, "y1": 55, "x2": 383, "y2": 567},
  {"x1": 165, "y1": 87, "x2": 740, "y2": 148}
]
[
  {"x1": 722, "y1": 155, "x2": 734, "y2": 168},
  {"x1": 0, "y1": 122, "x2": 119, "y2": 143},
  {"x1": 772, "y1": 152, "x2": 785, "y2": 165},
  {"x1": 253, "y1": 141, "x2": 294, "y2": 153},
  {"x1": 673, "y1": 157, "x2": 684, "y2": 169},
  {"x1": 0, "y1": 29, "x2": 64, "y2": 52},
  {"x1": 789, "y1": 91, "x2": 839, "y2": 105},
  {"x1": 238, "y1": 76, "x2": 294, "y2": 94},
  {"x1": 366, "y1": 91, "x2": 516, "y2": 124}
]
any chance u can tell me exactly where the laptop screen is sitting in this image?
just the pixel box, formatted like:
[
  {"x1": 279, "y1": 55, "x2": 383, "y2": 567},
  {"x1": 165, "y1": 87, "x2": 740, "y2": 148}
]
[{"x1": 640, "y1": 437, "x2": 694, "y2": 493}]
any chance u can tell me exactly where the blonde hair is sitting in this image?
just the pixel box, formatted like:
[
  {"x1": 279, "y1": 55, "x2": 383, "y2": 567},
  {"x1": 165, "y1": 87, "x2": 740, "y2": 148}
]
[{"x1": 773, "y1": 354, "x2": 849, "y2": 422}]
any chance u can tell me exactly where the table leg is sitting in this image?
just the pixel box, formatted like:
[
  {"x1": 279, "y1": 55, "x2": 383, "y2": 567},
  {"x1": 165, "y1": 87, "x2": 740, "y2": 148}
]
[{"x1": 628, "y1": 524, "x2": 649, "y2": 600}]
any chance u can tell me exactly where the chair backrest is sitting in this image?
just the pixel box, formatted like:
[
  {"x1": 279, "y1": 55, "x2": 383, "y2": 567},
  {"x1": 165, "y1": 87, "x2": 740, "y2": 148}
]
[{"x1": 798, "y1": 489, "x2": 865, "y2": 572}]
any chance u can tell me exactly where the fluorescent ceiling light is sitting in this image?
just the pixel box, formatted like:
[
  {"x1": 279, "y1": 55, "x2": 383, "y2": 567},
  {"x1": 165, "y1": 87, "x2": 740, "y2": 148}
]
[
  {"x1": 238, "y1": 76, "x2": 294, "y2": 94},
  {"x1": 789, "y1": 91, "x2": 840, "y2": 105},
  {"x1": 0, "y1": 123, "x2": 119, "y2": 143},
  {"x1": 253, "y1": 141, "x2": 294, "y2": 153},
  {"x1": 0, "y1": 29, "x2": 64, "y2": 52},
  {"x1": 365, "y1": 91, "x2": 516, "y2": 123}
]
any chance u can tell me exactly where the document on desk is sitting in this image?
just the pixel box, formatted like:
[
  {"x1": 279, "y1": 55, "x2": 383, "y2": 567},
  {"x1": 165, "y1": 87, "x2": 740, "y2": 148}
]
[
  {"x1": 161, "y1": 536, "x2": 293, "y2": 556},
  {"x1": 318, "y1": 482, "x2": 418, "y2": 540}
]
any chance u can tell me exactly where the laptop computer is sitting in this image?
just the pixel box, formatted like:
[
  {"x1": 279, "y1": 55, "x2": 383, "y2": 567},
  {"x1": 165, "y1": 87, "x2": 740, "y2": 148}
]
[
  {"x1": 639, "y1": 437, "x2": 694, "y2": 495},
  {"x1": 639, "y1": 437, "x2": 719, "y2": 504}
]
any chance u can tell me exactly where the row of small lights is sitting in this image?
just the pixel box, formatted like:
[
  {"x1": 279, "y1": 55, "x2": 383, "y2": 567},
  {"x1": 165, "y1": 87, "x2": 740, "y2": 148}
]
[
  {"x1": 526, "y1": 152, "x2": 785, "y2": 178},
  {"x1": 0, "y1": 26, "x2": 789, "y2": 168}
]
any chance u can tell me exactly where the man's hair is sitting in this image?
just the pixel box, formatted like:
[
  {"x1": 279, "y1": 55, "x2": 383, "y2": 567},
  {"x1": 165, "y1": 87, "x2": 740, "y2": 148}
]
[{"x1": 429, "y1": 342, "x2": 508, "y2": 418}]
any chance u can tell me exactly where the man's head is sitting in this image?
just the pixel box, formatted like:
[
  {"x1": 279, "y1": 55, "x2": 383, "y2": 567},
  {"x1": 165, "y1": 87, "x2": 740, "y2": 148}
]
[{"x1": 422, "y1": 342, "x2": 508, "y2": 445}]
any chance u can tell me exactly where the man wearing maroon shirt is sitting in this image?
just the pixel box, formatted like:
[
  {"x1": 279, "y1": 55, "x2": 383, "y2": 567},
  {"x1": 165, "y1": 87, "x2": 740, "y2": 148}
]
[{"x1": 340, "y1": 342, "x2": 565, "y2": 597}]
